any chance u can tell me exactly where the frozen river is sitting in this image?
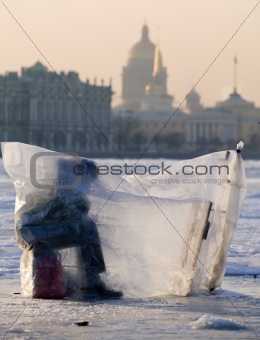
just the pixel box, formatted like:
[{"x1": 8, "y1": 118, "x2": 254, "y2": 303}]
[{"x1": 0, "y1": 158, "x2": 259, "y2": 339}]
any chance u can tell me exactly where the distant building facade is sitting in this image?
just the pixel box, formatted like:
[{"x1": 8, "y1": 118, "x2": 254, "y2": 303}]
[
  {"x1": 185, "y1": 89, "x2": 260, "y2": 150},
  {"x1": 113, "y1": 24, "x2": 260, "y2": 154},
  {"x1": 0, "y1": 62, "x2": 112, "y2": 154}
]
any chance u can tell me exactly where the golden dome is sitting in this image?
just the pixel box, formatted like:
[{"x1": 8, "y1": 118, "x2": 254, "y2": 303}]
[{"x1": 128, "y1": 24, "x2": 156, "y2": 60}]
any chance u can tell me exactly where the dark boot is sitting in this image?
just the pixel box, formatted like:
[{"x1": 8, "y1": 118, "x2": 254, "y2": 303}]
[{"x1": 82, "y1": 282, "x2": 123, "y2": 299}]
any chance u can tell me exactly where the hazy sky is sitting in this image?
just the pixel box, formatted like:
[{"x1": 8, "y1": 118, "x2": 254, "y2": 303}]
[{"x1": 1, "y1": 0, "x2": 260, "y2": 108}]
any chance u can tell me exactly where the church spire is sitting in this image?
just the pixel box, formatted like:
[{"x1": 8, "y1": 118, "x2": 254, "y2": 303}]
[
  {"x1": 152, "y1": 39, "x2": 162, "y2": 77},
  {"x1": 146, "y1": 39, "x2": 165, "y2": 97}
]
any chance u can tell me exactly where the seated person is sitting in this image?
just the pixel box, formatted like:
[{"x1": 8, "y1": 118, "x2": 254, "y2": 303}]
[{"x1": 16, "y1": 158, "x2": 122, "y2": 299}]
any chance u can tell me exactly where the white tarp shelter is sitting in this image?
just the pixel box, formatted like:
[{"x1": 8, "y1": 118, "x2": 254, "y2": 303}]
[{"x1": 1, "y1": 142, "x2": 246, "y2": 298}]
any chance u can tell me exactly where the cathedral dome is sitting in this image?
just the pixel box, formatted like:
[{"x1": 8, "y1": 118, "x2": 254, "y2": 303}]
[
  {"x1": 128, "y1": 24, "x2": 156, "y2": 60},
  {"x1": 186, "y1": 89, "x2": 203, "y2": 112}
]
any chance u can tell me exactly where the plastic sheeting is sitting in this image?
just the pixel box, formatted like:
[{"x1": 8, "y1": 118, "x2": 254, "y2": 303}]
[{"x1": 1, "y1": 142, "x2": 246, "y2": 298}]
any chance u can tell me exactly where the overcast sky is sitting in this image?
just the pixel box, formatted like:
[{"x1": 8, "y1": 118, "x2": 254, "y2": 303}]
[{"x1": 0, "y1": 0, "x2": 259, "y2": 108}]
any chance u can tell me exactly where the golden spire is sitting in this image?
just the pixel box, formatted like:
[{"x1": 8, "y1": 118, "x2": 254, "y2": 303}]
[{"x1": 152, "y1": 31, "x2": 162, "y2": 77}]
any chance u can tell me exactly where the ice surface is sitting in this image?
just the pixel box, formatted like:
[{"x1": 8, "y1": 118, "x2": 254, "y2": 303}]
[{"x1": 0, "y1": 156, "x2": 260, "y2": 339}]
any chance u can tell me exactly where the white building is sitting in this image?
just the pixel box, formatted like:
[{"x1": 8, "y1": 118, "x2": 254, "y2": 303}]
[{"x1": 186, "y1": 89, "x2": 260, "y2": 148}]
